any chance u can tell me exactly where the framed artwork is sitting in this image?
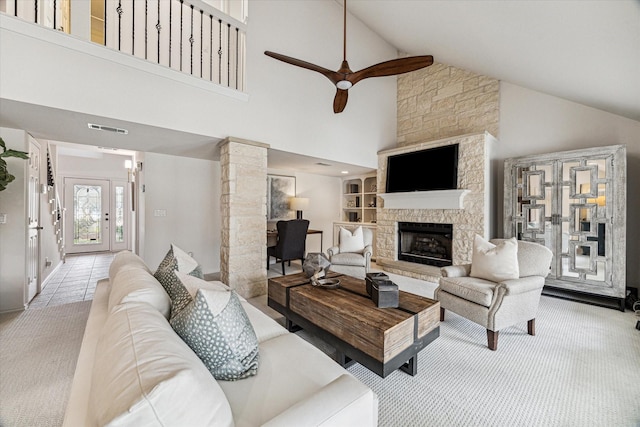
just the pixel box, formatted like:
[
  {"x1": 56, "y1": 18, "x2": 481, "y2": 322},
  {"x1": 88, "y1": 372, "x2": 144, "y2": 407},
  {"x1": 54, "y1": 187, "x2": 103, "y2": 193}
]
[{"x1": 267, "y1": 175, "x2": 295, "y2": 221}]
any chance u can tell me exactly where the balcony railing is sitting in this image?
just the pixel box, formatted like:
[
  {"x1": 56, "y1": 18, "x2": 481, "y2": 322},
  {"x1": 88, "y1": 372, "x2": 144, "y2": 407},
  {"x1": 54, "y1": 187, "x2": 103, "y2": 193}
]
[{"x1": 2, "y1": 0, "x2": 246, "y2": 91}]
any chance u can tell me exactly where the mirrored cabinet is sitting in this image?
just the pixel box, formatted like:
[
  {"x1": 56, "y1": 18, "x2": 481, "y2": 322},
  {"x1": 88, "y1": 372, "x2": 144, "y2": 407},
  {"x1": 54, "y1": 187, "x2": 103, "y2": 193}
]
[{"x1": 504, "y1": 145, "x2": 627, "y2": 310}]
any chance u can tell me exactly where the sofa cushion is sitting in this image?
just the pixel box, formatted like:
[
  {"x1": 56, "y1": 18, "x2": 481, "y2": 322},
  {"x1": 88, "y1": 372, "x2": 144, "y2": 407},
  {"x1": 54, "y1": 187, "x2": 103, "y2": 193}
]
[
  {"x1": 470, "y1": 235, "x2": 519, "y2": 282},
  {"x1": 330, "y1": 252, "x2": 366, "y2": 267},
  {"x1": 240, "y1": 301, "x2": 288, "y2": 343},
  {"x1": 438, "y1": 276, "x2": 497, "y2": 307},
  {"x1": 339, "y1": 226, "x2": 365, "y2": 253},
  {"x1": 108, "y1": 250, "x2": 151, "y2": 280},
  {"x1": 218, "y1": 333, "x2": 357, "y2": 426},
  {"x1": 170, "y1": 288, "x2": 260, "y2": 381},
  {"x1": 154, "y1": 244, "x2": 205, "y2": 316},
  {"x1": 108, "y1": 268, "x2": 171, "y2": 318},
  {"x1": 89, "y1": 302, "x2": 234, "y2": 427}
]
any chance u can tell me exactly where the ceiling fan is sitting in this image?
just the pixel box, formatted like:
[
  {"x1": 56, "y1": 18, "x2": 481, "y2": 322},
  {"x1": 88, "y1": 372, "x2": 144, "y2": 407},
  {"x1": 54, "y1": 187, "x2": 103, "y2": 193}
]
[{"x1": 264, "y1": 0, "x2": 434, "y2": 113}]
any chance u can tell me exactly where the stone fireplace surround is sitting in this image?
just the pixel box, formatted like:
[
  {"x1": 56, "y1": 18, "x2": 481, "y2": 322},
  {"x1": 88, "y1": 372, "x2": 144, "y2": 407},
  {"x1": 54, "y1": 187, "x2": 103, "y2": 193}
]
[{"x1": 376, "y1": 132, "x2": 496, "y2": 283}]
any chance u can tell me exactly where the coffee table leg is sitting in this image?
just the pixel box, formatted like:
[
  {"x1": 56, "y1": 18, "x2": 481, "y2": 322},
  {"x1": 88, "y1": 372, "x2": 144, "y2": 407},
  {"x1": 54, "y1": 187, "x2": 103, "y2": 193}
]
[
  {"x1": 336, "y1": 351, "x2": 356, "y2": 368},
  {"x1": 285, "y1": 318, "x2": 302, "y2": 332},
  {"x1": 399, "y1": 355, "x2": 417, "y2": 376}
]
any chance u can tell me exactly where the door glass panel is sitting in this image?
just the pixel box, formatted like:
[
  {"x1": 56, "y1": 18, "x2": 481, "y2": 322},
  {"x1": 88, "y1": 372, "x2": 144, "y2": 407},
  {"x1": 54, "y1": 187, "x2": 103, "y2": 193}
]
[
  {"x1": 115, "y1": 185, "x2": 124, "y2": 243},
  {"x1": 73, "y1": 185, "x2": 102, "y2": 245}
]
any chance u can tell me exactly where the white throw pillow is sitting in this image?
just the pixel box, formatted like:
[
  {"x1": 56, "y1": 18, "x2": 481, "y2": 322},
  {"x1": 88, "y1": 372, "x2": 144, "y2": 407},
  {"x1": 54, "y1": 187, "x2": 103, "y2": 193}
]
[
  {"x1": 470, "y1": 235, "x2": 520, "y2": 282},
  {"x1": 339, "y1": 226, "x2": 365, "y2": 253},
  {"x1": 89, "y1": 302, "x2": 234, "y2": 427}
]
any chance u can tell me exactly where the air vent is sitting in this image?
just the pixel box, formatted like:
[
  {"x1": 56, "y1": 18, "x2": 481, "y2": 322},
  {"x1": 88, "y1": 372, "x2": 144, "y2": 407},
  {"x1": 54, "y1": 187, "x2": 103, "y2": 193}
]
[
  {"x1": 315, "y1": 162, "x2": 332, "y2": 167},
  {"x1": 88, "y1": 123, "x2": 128, "y2": 134}
]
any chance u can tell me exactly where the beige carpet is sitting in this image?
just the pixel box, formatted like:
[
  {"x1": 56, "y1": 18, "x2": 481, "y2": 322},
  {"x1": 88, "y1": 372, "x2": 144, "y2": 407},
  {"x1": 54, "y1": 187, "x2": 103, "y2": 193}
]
[
  {"x1": 0, "y1": 301, "x2": 91, "y2": 427},
  {"x1": 1, "y1": 284, "x2": 639, "y2": 427}
]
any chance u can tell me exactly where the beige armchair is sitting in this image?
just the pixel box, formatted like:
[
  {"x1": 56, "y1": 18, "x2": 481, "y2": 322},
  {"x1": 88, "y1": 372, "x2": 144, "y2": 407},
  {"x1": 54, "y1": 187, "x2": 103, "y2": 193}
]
[
  {"x1": 434, "y1": 239, "x2": 553, "y2": 350},
  {"x1": 327, "y1": 226, "x2": 373, "y2": 279}
]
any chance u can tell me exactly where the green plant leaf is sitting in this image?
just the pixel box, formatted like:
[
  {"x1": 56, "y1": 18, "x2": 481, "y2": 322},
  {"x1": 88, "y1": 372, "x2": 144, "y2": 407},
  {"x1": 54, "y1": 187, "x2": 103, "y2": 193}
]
[{"x1": 1, "y1": 149, "x2": 30, "y2": 159}]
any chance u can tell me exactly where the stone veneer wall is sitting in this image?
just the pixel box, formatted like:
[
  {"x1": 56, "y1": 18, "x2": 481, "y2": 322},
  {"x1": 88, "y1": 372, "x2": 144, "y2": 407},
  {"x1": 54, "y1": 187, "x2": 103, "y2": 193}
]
[
  {"x1": 376, "y1": 132, "x2": 495, "y2": 282},
  {"x1": 220, "y1": 138, "x2": 269, "y2": 298},
  {"x1": 397, "y1": 62, "x2": 499, "y2": 146}
]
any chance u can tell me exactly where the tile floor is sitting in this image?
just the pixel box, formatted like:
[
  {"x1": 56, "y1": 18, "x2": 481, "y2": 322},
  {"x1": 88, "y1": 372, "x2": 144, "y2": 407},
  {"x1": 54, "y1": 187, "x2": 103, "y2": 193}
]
[
  {"x1": 28, "y1": 252, "x2": 115, "y2": 309},
  {"x1": 27, "y1": 253, "x2": 381, "y2": 309}
]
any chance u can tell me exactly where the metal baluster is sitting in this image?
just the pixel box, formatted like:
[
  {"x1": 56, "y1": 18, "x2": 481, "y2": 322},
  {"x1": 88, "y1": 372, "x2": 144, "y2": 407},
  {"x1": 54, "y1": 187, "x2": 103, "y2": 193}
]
[
  {"x1": 117, "y1": 0, "x2": 123, "y2": 51},
  {"x1": 169, "y1": 0, "x2": 172, "y2": 67},
  {"x1": 180, "y1": 0, "x2": 183, "y2": 71},
  {"x1": 157, "y1": 0, "x2": 161, "y2": 63},
  {"x1": 144, "y1": 0, "x2": 148, "y2": 59},
  {"x1": 34, "y1": 0, "x2": 37, "y2": 24},
  {"x1": 200, "y1": 10, "x2": 203, "y2": 78},
  {"x1": 14, "y1": 0, "x2": 17, "y2": 17},
  {"x1": 53, "y1": 0, "x2": 57, "y2": 30},
  {"x1": 235, "y1": 27, "x2": 239, "y2": 89},
  {"x1": 190, "y1": 4, "x2": 194, "y2": 75},
  {"x1": 227, "y1": 23, "x2": 230, "y2": 87},
  {"x1": 210, "y1": 15, "x2": 213, "y2": 81},
  {"x1": 132, "y1": 0, "x2": 135, "y2": 56},
  {"x1": 218, "y1": 19, "x2": 222, "y2": 84}
]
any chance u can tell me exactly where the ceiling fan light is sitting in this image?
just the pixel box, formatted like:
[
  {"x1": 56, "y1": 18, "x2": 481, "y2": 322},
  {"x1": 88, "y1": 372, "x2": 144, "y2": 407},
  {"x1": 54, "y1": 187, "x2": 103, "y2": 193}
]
[{"x1": 336, "y1": 80, "x2": 352, "y2": 90}]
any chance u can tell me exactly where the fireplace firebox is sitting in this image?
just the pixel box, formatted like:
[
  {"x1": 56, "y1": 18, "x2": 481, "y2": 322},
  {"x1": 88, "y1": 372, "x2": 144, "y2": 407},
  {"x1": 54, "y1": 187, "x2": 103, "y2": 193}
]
[{"x1": 398, "y1": 222, "x2": 453, "y2": 267}]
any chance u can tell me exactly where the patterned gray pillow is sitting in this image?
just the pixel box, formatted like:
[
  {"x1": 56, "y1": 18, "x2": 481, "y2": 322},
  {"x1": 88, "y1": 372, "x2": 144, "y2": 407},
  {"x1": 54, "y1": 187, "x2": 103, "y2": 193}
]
[
  {"x1": 154, "y1": 244, "x2": 204, "y2": 316},
  {"x1": 170, "y1": 288, "x2": 259, "y2": 381}
]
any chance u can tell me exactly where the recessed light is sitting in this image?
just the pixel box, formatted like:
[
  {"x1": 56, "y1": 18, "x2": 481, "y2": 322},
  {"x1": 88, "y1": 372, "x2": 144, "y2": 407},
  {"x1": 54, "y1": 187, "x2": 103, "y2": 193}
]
[{"x1": 341, "y1": 170, "x2": 349, "y2": 174}]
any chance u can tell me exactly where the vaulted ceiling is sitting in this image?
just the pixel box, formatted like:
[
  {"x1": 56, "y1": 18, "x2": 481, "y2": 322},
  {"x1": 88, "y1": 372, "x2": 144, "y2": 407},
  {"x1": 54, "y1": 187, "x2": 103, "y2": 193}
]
[{"x1": 345, "y1": 0, "x2": 640, "y2": 122}]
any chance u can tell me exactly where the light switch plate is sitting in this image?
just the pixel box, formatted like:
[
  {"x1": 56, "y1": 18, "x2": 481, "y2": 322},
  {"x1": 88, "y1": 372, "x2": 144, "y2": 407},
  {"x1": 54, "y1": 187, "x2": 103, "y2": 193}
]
[
  {"x1": 153, "y1": 209, "x2": 167, "y2": 217},
  {"x1": 0, "y1": 213, "x2": 6, "y2": 224}
]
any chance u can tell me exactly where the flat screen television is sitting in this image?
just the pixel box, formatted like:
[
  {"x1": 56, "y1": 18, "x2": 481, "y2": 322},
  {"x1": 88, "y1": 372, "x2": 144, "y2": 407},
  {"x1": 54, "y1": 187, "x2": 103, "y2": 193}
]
[{"x1": 385, "y1": 144, "x2": 459, "y2": 193}]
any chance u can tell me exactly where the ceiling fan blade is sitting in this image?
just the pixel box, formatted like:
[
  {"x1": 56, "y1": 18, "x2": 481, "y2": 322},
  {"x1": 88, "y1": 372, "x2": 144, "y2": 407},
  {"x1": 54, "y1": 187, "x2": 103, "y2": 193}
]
[
  {"x1": 333, "y1": 89, "x2": 349, "y2": 113},
  {"x1": 265, "y1": 51, "x2": 340, "y2": 84},
  {"x1": 348, "y1": 55, "x2": 434, "y2": 85}
]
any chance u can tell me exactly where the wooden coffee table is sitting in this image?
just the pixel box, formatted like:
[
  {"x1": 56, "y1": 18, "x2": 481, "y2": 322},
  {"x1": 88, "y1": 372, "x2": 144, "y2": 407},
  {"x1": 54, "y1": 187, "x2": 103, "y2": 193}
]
[{"x1": 268, "y1": 271, "x2": 440, "y2": 378}]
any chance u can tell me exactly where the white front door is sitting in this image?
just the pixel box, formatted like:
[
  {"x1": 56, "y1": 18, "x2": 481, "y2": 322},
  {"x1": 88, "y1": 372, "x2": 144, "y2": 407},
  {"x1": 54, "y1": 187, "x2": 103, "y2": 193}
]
[
  {"x1": 65, "y1": 178, "x2": 111, "y2": 254},
  {"x1": 26, "y1": 138, "x2": 41, "y2": 302},
  {"x1": 64, "y1": 178, "x2": 131, "y2": 254}
]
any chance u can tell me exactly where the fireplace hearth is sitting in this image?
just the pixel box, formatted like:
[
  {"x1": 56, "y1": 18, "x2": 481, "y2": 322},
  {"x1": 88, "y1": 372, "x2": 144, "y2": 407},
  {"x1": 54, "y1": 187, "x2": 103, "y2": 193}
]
[{"x1": 398, "y1": 222, "x2": 453, "y2": 267}]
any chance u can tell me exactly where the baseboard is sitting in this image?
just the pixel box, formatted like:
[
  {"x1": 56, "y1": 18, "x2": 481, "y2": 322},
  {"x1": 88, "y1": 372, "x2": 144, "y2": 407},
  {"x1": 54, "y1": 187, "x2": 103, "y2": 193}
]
[
  {"x1": 542, "y1": 286, "x2": 625, "y2": 312},
  {"x1": 41, "y1": 260, "x2": 64, "y2": 291}
]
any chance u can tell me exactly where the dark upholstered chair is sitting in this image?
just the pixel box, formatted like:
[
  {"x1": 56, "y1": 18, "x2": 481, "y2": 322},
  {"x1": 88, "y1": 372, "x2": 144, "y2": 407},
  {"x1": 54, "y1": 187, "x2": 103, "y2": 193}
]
[{"x1": 267, "y1": 219, "x2": 310, "y2": 275}]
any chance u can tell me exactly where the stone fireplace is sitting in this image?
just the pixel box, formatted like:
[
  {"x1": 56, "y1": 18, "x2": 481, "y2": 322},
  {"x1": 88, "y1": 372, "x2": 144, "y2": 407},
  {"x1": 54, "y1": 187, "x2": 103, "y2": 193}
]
[{"x1": 376, "y1": 132, "x2": 496, "y2": 283}]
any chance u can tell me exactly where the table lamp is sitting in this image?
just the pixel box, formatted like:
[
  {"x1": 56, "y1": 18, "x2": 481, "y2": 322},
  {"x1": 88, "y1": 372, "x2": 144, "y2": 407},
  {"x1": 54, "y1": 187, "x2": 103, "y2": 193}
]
[{"x1": 290, "y1": 197, "x2": 309, "y2": 219}]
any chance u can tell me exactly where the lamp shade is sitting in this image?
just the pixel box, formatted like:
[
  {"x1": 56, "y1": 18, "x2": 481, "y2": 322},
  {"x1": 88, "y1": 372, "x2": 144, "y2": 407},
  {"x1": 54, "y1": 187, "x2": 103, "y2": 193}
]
[{"x1": 290, "y1": 197, "x2": 309, "y2": 211}]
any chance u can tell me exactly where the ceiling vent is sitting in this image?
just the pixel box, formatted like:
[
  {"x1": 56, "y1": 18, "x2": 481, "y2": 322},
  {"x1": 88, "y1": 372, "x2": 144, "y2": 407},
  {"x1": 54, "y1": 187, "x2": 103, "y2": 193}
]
[
  {"x1": 88, "y1": 123, "x2": 128, "y2": 134},
  {"x1": 315, "y1": 162, "x2": 332, "y2": 167}
]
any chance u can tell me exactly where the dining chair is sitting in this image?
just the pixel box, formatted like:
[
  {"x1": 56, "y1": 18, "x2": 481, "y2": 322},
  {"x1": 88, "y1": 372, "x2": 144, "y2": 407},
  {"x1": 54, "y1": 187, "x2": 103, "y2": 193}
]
[{"x1": 267, "y1": 219, "x2": 310, "y2": 275}]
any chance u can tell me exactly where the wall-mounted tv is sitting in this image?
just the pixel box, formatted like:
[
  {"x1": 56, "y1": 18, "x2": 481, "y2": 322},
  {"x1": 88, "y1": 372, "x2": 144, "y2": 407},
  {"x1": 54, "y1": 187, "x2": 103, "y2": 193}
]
[{"x1": 385, "y1": 144, "x2": 459, "y2": 193}]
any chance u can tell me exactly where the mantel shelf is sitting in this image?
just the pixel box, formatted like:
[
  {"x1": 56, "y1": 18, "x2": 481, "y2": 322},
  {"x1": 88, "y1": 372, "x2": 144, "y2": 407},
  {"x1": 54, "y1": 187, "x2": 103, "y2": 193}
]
[{"x1": 379, "y1": 189, "x2": 470, "y2": 210}]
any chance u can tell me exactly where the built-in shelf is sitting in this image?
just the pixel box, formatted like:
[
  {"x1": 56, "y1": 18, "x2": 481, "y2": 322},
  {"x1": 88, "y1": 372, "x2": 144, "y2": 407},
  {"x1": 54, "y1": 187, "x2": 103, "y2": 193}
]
[{"x1": 379, "y1": 189, "x2": 470, "y2": 210}]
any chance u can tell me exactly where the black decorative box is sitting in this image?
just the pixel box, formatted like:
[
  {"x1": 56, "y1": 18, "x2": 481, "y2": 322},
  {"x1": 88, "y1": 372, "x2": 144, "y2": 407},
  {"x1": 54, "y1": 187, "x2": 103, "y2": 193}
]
[
  {"x1": 372, "y1": 280, "x2": 399, "y2": 308},
  {"x1": 365, "y1": 272, "x2": 388, "y2": 296},
  {"x1": 366, "y1": 272, "x2": 398, "y2": 308}
]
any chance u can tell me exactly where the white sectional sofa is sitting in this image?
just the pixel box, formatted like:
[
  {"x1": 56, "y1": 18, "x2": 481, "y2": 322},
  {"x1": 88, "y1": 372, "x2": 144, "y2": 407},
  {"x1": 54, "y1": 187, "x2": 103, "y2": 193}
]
[{"x1": 63, "y1": 251, "x2": 378, "y2": 426}]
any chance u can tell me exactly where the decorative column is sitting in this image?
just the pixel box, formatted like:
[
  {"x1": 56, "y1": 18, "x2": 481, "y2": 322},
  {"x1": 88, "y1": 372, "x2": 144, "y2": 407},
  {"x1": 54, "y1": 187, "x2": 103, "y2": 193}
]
[{"x1": 219, "y1": 137, "x2": 269, "y2": 298}]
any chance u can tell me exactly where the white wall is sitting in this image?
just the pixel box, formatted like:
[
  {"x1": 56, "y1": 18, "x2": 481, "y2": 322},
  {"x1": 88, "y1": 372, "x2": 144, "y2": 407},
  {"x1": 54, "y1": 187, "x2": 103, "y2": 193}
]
[
  {"x1": 0, "y1": 0, "x2": 398, "y2": 169},
  {"x1": 141, "y1": 152, "x2": 222, "y2": 273},
  {"x1": 498, "y1": 82, "x2": 640, "y2": 288},
  {"x1": 0, "y1": 127, "x2": 28, "y2": 312},
  {"x1": 266, "y1": 168, "x2": 342, "y2": 254}
]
